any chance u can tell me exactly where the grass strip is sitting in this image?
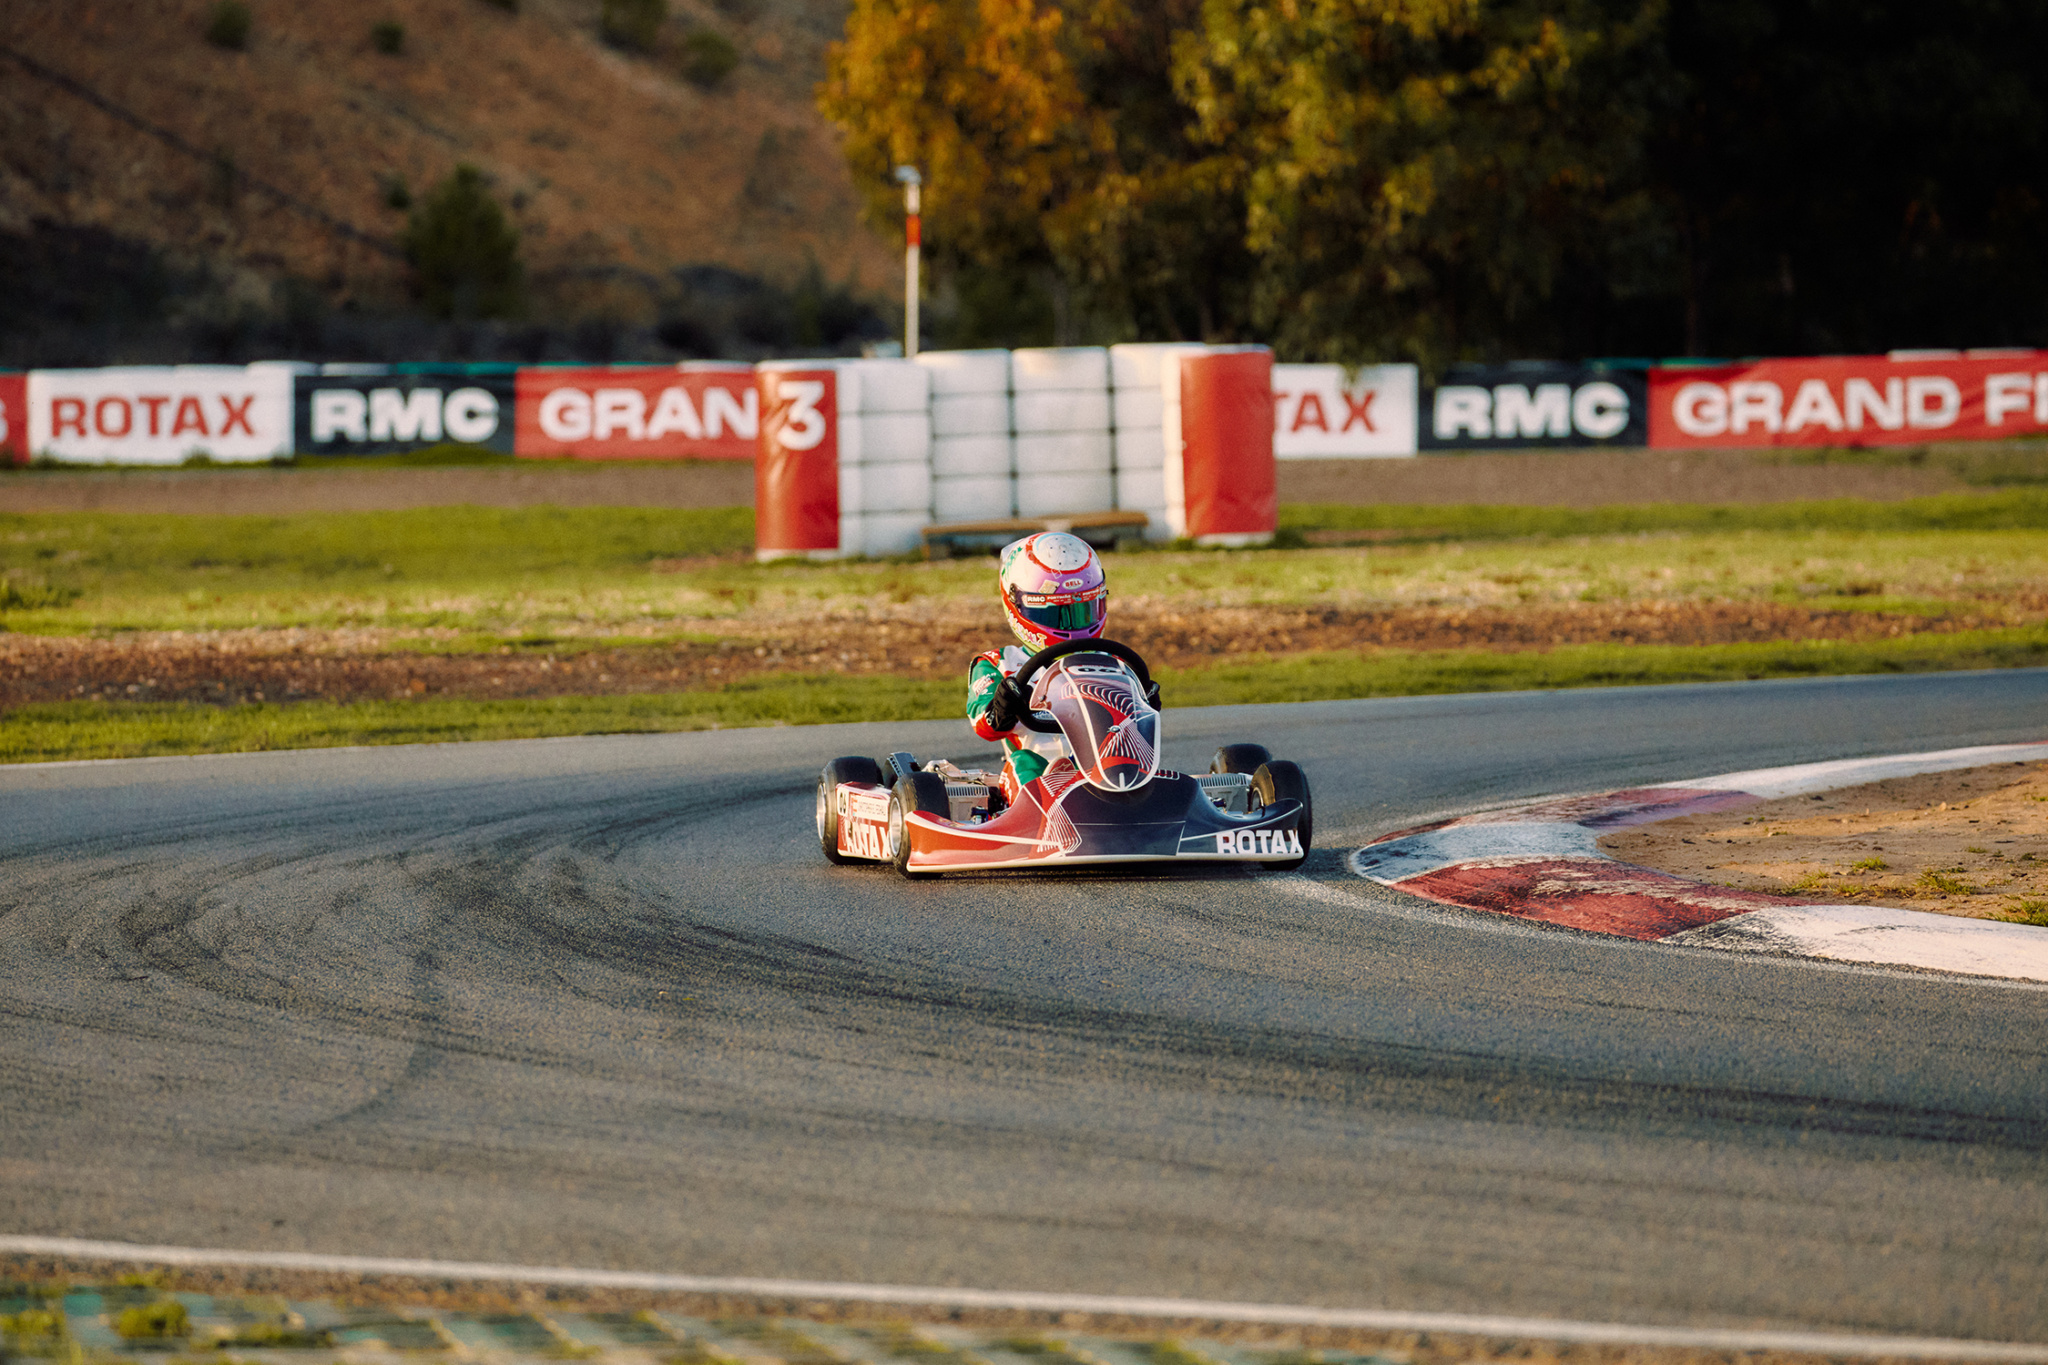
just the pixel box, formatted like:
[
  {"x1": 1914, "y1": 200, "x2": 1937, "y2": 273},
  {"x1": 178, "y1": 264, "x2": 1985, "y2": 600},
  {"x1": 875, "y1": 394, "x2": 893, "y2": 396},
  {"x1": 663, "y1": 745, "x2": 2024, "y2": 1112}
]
[{"x1": 7, "y1": 626, "x2": 2045, "y2": 765}]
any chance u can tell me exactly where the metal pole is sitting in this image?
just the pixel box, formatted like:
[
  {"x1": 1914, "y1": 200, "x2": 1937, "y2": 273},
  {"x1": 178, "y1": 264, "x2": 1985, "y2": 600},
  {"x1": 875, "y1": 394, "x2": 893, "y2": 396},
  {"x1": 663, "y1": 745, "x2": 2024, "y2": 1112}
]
[{"x1": 895, "y1": 166, "x2": 922, "y2": 358}]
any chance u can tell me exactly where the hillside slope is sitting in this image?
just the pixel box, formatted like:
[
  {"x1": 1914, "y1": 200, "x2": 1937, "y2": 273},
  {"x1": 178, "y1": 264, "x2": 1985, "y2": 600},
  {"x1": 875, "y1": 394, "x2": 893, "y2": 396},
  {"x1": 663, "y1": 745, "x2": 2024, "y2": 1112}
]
[{"x1": 0, "y1": 0, "x2": 897, "y2": 359}]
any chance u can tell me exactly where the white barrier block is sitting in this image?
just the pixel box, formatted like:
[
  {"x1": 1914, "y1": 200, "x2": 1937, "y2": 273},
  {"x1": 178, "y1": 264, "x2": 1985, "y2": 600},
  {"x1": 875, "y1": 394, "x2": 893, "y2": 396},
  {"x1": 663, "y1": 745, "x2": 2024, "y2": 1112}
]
[
  {"x1": 840, "y1": 358, "x2": 930, "y2": 414},
  {"x1": 1016, "y1": 470, "x2": 1113, "y2": 517},
  {"x1": 931, "y1": 393, "x2": 1011, "y2": 437},
  {"x1": 1109, "y1": 342, "x2": 1207, "y2": 391},
  {"x1": 1112, "y1": 389, "x2": 1164, "y2": 430},
  {"x1": 932, "y1": 475, "x2": 1015, "y2": 522},
  {"x1": 1113, "y1": 427, "x2": 1167, "y2": 472},
  {"x1": 843, "y1": 459, "x2": 931, "y2": 515},
  {"x1": 1011, "y1": 346, "x2": 1109, "y2": 391},
  {"x1": 1014, "y1": 430, "x2": 1112, "y2": 475},
  {"x1": 914, "y1": 349, "x2": 1011, "y2": 395},
  {"x1": 843, "y1": 511, "x2": 927, "y2": 558},
  {"x1": 1114, "y1": 464, "x2": 1167, "y2": 511},
  {"x1": 1012, "y1": 388, "x2": 1112, "y2": 434},
  {"x1": 837, "y1": 411, "x2": 930, "y2": 465},
  {"x1": 931, "y1": 433, "x2": 1012, "y2": 478}
]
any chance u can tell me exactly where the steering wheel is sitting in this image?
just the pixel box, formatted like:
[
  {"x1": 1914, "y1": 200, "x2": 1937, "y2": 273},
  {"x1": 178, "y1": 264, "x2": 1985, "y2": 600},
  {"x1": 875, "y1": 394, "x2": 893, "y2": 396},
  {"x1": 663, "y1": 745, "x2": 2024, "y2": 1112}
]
[{"x1": 1007, "y1": 638, "x2": 1155, "y2": 734}]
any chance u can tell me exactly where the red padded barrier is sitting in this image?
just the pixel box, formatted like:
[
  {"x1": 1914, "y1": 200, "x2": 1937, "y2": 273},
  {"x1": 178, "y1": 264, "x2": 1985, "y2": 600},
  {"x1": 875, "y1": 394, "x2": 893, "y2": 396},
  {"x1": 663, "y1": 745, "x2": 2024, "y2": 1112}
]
[
  {"x1": 754, "y1": 366, "x2": 840, "y2": 559},
  {"x1": 1178, "y1": 348, "x2": 1275, "y2": 544},
  {"x1": 0, "y1": 372, "x2": 24, "y2": 465}
]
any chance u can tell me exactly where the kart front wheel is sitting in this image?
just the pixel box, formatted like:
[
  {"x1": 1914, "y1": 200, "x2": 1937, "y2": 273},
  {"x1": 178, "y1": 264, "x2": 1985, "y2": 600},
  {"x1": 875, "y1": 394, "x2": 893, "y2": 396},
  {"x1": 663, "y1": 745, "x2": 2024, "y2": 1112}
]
[
  {"x1": 1210, "y1": 743, "x2": 1272, "y2": 775},
  {"x1": 818, "y1": 756, "x2": 885, "y2": 864},
  {"x1": 890, "y1": 771, "x2": 949, "y2": 879},
  {"x1": 1252, "y1": 760, "x2": 1312, "y2": 871}
]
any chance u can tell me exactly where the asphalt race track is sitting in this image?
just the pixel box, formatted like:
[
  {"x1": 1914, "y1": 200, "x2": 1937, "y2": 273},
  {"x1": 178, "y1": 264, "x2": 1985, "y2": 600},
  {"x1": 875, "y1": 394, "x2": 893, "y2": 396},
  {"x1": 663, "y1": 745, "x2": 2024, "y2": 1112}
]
[{"x1": 3, "y1": 670, "x2": 2047, "y2": 1341}]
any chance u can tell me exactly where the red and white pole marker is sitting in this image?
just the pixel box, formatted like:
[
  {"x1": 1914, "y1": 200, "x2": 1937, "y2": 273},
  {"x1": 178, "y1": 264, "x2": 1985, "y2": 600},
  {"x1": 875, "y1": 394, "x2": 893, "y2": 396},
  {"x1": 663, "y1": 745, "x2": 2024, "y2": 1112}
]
[{"x1": 895, "y1": 165, "x2": 922, "y2": 358}]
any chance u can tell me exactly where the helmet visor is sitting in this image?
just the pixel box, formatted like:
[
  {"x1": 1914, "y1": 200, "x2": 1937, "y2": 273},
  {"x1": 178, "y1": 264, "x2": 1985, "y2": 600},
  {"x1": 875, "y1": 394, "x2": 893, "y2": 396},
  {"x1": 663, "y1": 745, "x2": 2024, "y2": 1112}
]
[{"x1": 1015, "y1": 588, "x2": 1106, "y2": 635}]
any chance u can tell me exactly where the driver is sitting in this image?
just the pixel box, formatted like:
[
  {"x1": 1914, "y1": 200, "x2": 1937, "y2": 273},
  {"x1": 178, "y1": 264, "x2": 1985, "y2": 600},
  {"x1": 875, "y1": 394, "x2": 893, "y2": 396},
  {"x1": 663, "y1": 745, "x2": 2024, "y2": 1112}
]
[{"x1": 967, "y1": 531, "x2": 1111, "y2": 791}]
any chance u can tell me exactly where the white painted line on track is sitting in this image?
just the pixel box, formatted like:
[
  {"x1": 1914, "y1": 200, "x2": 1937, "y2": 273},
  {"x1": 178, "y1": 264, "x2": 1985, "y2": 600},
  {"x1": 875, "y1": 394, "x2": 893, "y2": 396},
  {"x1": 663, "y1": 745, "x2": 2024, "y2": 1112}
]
[{"x1": 2, "y1": 1236, "x2": 2043, "y2": 1360}]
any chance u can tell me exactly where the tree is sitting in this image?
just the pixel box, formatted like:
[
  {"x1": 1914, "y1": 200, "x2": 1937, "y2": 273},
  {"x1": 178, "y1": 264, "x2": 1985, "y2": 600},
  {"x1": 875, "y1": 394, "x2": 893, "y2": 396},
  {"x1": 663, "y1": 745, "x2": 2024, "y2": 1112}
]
[
  {"x1": 402, "y1": 166, "x2": 524, "y2": 320},
  {"x1": 1175, "y1": 0, "x2": 1672, "y2": 366}
]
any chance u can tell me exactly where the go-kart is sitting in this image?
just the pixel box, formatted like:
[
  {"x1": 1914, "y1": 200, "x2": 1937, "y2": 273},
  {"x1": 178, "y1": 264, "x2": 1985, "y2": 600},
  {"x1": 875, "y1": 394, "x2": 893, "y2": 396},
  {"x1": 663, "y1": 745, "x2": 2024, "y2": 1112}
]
[{"x1": 816, "y1": 638, "x2": 1313, "y2": 878}]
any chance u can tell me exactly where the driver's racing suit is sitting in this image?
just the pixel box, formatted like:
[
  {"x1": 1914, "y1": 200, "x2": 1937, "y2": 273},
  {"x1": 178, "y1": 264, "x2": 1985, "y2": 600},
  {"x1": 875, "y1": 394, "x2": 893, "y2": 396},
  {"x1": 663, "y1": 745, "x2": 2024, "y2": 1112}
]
[{"x1": 966, "y1": 645, "x2": 1070, "y2": 789}]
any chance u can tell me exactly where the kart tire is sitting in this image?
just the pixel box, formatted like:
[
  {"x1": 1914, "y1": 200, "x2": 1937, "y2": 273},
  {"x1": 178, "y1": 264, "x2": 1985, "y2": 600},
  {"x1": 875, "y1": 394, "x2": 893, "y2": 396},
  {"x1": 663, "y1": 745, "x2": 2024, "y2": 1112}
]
[
  {"x1": 818, "y1": 756, "x2": 886, "y2": 864},
  {"x1": 890, "y1": 771, "x2": 950, "y2": 879},
  {"x1": 1252, "y1": 760, "x2": 1312, "y2": 871},
  {"x1": 1210, "y1": 743, "x2": 1272, "y2": 775}
]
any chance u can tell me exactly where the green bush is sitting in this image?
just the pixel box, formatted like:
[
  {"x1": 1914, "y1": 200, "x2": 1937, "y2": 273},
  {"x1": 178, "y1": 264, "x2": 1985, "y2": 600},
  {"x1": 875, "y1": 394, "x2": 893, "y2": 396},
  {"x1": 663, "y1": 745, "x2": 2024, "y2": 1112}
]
[
  {"x1": 371, "y1": 20, "x2": 405, "y2": 53},
  {"x1": 680, "y1": 28, "x2": 739, "y2": 87},
  {"x1": 115, "y1": 1301, "x2": 189, "y2": 1341},
  {"x1": 600, "y1": 0, "x2": 665, "y2": 51},
  {"x1": 401, "y1": 165, "x2": 523, "y2": 320},
  {"x1": 203, "y1": 0, "x2": 251, "y2": 49},
  {"x1": 481, "y1": 0, "x2": 518, "y2": 10}
]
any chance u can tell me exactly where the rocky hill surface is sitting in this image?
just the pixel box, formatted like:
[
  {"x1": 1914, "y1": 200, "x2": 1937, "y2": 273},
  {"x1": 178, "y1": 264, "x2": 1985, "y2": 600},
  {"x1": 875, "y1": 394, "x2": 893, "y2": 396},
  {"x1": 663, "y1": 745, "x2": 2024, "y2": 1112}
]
[{"x1": 0, "y1": 0, "x2": 897, "y2": 363}]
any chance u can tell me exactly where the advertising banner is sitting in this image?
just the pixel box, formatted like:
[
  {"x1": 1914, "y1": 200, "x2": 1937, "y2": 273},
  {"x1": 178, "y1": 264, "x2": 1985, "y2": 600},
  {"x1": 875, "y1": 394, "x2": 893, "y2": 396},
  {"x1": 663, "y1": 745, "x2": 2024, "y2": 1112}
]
[
  {"x1": 1649, "y1": 351, "x2": 2048, "y2": 448},
  {"x1": 0, "y1": 372, "x2": 24, "y2": 465},
  {"x1": 514, "y1": 363, "x2": 758, "y2": 460},
  {"x1": 754, "y1": 365, "x2": 840, "y2": 560},
  {"x1": 27, "y1": 365, "x2": 295, "y2": 464},
  {"x1": 294, "y1": 367, "x2": 517, "y2": 456},
  {"x1": 1271, "y1": 364, "x2": 1418, "y2": 458},
  {"x1": 1421, "y1": 364, "x2": 1646, "y2": 450}
]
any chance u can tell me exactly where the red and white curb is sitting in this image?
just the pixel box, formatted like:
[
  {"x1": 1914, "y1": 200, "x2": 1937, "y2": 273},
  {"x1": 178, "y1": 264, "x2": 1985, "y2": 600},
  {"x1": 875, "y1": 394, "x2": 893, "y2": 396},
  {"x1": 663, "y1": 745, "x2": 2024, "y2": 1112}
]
[{"x1": 1353, "y1": 742, "x2": 2048, "y2": 983}]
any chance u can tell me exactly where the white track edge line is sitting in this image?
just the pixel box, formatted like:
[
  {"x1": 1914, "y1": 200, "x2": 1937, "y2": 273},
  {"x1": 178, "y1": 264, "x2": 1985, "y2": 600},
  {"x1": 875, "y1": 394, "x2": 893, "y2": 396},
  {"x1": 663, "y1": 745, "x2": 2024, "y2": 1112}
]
[{"x1": 1, "y1": 1237, "x2": 2042, "y2": 1361}]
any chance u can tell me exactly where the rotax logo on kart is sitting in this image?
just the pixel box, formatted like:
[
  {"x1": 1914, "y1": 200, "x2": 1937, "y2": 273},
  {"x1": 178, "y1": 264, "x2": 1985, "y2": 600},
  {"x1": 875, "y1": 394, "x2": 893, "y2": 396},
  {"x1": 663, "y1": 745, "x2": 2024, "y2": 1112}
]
[{"x1": 1217, "y1": 829, "x2": 1302, "y2": 857}]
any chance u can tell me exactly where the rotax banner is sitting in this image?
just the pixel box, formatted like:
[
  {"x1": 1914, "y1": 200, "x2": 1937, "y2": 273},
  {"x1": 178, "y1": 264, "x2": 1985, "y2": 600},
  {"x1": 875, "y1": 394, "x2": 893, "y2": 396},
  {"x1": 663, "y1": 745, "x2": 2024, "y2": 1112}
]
[
  {"x1": 1270, "y1": 364, "x2": 1417, "y2": 458},
  {"x1": 27, "y1": 365, "x2": 294, "y2": 463},
  {"x1": 515, "y1": 363, "x2": 757, "y2": 460},
  {"x1": 1650, "y1": 351, "x2": 2048, "y2": 447}
]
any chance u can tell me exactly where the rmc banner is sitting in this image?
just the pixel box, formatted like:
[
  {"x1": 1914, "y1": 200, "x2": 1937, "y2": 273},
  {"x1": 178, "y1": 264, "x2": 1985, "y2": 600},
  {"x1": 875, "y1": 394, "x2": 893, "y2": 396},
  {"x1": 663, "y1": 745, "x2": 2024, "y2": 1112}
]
[
  {"x1": 1421, "y1": 363, "x2": 1646, "y2": 450},
  {"x1": 1649, "y1": 351, "x2": 2048, "y2": 447},
  {"x1": 294, "y1": 366, "x2": 517, "y2": 456}
]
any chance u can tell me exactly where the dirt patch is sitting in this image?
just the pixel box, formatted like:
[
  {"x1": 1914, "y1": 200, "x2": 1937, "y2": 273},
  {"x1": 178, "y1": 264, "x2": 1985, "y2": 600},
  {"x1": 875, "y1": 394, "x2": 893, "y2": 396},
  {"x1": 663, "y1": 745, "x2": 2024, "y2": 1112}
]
[
  {"x1": 0, "y1": 462, "x2": 756, "y2": 515},
  {"x1": 0, "y1": 445, "x2": 1991, "y2": 516},
  {"x1": 1275, "y1": 448, "x2": 1968, "y2": 506},
  {"x1": 0, "y1": 600, "x2": 2006, "y2": 707},
  {"x1": 1599, "y1": 761, "x2": 2048, "y2": 922}
]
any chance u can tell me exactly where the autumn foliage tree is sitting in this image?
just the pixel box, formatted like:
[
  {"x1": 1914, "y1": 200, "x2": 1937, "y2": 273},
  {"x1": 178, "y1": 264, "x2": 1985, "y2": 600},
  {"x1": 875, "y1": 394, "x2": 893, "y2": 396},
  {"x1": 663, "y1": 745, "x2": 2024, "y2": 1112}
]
[{"x1": 821, "y1": 0, "x2": 2048, "y2": 360}]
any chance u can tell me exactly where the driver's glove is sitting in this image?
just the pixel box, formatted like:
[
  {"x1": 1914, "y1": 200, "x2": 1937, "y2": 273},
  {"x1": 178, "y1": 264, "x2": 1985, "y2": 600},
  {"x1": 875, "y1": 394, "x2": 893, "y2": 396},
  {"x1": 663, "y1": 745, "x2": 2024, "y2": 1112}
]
[{"x1": 986, "y1": 676, "x2": 1027, "y2": 732}]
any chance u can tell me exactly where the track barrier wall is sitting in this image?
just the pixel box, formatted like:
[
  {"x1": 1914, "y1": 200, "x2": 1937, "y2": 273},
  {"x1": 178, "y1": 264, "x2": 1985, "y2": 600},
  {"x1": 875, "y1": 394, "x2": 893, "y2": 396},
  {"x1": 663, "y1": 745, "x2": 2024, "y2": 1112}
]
[{"x1": 11, "y1": 348, "x2": 2048, "y2": 554}]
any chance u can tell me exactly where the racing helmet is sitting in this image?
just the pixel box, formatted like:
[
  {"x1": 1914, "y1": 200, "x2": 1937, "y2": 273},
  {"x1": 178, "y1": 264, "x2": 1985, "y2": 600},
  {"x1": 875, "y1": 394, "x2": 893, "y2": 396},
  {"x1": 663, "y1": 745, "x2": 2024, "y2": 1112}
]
[{"x1": 998, "y1": 531, "x2": 1107, "y2": 651}]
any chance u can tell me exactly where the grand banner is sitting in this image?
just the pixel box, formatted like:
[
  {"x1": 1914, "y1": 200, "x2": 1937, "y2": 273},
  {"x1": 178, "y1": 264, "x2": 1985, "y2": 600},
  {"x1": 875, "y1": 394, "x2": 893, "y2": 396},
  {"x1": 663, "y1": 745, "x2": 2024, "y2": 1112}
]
[
  {"x1": 515, "y1": 363, "x2": 758, "y2": 460},
  {"x1": 1421, "y1": 364, "x2": 1647, "y2": 449},
  {"x1": 27, "y1": 365, "x2": 295, "y2": 463},
  {"x1": 1649, "y1": 351, "x2": 2048, "y2": 447},
  {"x1": 294, "y1": 367, "x2": 517, "y2": 455}
]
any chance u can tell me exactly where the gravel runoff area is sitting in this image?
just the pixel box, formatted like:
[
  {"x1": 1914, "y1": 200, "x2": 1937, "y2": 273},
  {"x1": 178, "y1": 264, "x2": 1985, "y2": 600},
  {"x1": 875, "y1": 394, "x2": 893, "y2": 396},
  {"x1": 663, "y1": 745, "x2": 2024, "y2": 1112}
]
[
  {"x1": 1600, "y1": 760, "x2": 2048, "y2": 922},
  {"x1": 0, "y1": 448, "x2": 1974, "y2": 516},
  {"x1": 0, "y1": 599, "x2": 2020, "y2": 708}
]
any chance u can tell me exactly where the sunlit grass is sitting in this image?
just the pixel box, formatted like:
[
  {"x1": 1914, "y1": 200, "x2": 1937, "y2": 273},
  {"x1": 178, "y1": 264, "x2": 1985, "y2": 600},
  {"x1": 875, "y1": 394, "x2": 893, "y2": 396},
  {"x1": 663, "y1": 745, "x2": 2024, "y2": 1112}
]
[
  {"x1": 9, "y1": 625, "x2": 2044, "y2": 765},
  {"x1": 6, "y1": 493, "x2": 2048, "y2": 642}
]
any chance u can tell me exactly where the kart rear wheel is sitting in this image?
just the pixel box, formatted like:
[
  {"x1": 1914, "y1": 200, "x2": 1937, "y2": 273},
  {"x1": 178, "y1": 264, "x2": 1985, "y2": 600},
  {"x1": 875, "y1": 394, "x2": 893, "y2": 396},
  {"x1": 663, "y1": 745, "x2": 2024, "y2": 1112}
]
[
  {"x1": 818, "y1": 756, "x2": 885, "y2": 865},
  {"x1": 1252, "y1": 760, "x2": 1312, "y2": 871},
  {"x1": 890, "y1": 771, "x2": 950, "y2": 879},
  {"x1": 1211, "y1": 743, "x2": 1272, "y2": 775}
]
